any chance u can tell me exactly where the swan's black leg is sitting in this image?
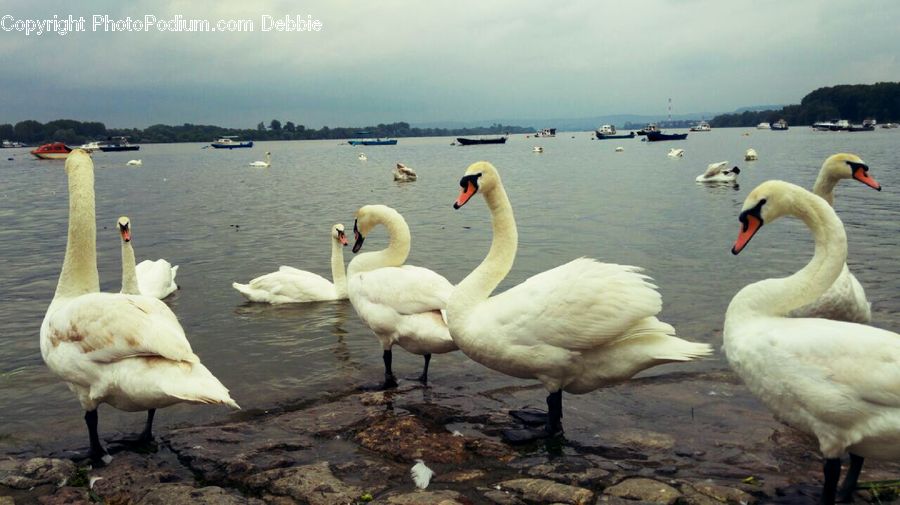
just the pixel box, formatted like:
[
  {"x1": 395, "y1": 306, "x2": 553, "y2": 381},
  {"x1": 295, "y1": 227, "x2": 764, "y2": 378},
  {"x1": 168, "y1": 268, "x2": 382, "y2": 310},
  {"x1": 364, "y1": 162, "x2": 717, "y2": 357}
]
[
  {"x1": 417, "y1": 353, "x2": 432, "y2": 384},
  {"x1": 85, "y1": 409, "x2": 108, "y2": 464},
  {"x1": 138, "y1": 409, "x2": 156, "y2": 443},
  {"x1": 382, "y1": 349, "x2": 398, "y2": 389},
  {"x1": 546, "y1": 390, "x2": 563, "y2": 436},
  {"x1": 836, "y1": 453, "x2": 864, "y2": 503},
  {"x1": 821, "y1": 458, "x2": 842, "y2": 505}
]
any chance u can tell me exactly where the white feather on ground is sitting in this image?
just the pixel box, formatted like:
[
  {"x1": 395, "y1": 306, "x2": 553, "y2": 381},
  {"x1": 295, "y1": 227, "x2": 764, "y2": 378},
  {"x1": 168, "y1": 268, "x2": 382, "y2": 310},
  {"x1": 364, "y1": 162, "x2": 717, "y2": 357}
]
[{"x1": 410, "y1": 459, "x2": 434, "y2": 489}]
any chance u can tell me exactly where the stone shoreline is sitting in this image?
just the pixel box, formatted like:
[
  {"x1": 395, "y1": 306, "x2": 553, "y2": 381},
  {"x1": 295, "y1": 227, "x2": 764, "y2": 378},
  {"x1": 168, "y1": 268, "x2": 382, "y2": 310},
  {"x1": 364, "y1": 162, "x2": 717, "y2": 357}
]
[{"x1": 2, "y1": 370, "x2": 898, "y2": 504}]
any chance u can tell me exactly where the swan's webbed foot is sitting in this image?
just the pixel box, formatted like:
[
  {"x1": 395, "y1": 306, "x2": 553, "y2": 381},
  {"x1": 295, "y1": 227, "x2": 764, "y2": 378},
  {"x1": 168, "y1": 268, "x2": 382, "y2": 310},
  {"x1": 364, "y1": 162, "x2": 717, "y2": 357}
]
[
  {"x1": 836, "y1": 454, "x2": 864, "y2": 503},
  {"x1": 509, "y1": 408, "x2": 548, "y2": 426}
]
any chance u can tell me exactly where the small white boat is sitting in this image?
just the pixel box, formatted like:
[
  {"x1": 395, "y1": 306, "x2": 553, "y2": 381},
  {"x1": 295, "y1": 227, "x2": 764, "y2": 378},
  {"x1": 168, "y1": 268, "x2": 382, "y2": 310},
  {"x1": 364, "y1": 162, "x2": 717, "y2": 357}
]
[
  {"x1": 532, "y1": 146, "x2": 543, "y2": 153},
  {"x1": 667, "y1": 148, "x2": 685, "y2": 158},
  {"x1": 744, "y1": 149, "x2": 758, "y2": 161},
  {"x1": 78, "y1": 141, "x2": 102, "y2": 153},
  {"x1": 689, "y1": 121, "x2": 711, "y2": 132},
  {"x1": 696, "y1": 161, "x2": 740, "y2": 183},
  {"x1": 756, "y1": 122, "x2": 771, "y2": 130}
]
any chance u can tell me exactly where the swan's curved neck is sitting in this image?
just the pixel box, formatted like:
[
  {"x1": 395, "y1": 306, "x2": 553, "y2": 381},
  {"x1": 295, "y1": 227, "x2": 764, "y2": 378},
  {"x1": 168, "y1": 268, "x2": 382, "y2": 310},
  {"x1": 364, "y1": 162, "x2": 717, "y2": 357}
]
[
  {"x1": 811, "y1": 169, "x2": 839, "y2": 207},
  {"x1": 727, "y1": 190, "x2": 846, "y2": 321},
  {"x1": 55, "y1": 161, "x2": 99, "y2": 299},
  {"x1": 331, "y1": 238, "x2": 348, "y2": 297},
  {"x1": 120, "y1": 240, "x2": 140, "y2": 295},
  {"x1": 450, "y1": 183, "x2": 518, "y2": 314},
  {"x1": 348, "y1": 212, "x2": 410, "y2": 275}
]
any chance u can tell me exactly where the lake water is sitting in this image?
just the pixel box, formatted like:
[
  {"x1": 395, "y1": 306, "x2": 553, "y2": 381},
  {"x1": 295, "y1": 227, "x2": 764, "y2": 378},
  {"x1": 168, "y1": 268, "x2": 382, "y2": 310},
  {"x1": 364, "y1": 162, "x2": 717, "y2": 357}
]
[{"x1": 1, "y1": 128, "x2": 898, "y2": 452}]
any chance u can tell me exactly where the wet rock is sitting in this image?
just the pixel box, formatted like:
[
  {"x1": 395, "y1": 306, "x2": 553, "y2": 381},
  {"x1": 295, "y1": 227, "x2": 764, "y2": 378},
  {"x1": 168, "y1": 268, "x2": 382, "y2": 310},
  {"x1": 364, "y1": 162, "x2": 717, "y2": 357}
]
[
  {"x1": 36, "y1": 487, "x2": 89, "y2": 504},
  {"x1": 498, "y1": 478, "x2": 594, "y2": 504},
  {"x1": 686, "y1": 481, "x2": 757, "y2": 504},
  {"x1": 605, "y1": 429, "x2": 676, "y2": 451},
  {"x1": 604, "y1": 478, "x2": 681, "y2": 504},
  {"x1": 0, "y1": 496, "x2": 12, "y2": 505},
  {"x1": 435, "y1": 469, "x2": 488, "y2": 483},
  {"x1": 382, "y1": 489, "x2": 467, "y2": 504},
  {"x1": 135, "y1": 484, "x2": 264, "y2": 504},
  {"x1": 245, "y1": 461, "x2": 362, "y2": 505},
  {"x1": 482, "y1": 488, "x2": 526, "y2": 505},
  {"x1": 0, "y1": 458, "x2": 75, "y2": 489}
]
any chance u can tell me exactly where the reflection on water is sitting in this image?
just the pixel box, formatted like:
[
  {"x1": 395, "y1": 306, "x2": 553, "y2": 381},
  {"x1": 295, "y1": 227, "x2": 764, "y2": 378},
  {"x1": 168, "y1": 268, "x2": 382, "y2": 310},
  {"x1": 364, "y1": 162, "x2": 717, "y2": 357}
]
[{"x1": 1, "y1": 129, "x2": 898, "y2": 450}]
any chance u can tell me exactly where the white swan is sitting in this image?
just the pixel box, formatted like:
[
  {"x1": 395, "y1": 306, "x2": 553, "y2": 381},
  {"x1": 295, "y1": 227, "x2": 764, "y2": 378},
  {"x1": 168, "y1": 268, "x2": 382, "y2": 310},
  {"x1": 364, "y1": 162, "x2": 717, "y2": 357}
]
[
  {"x1": 126, "y1": 159, "x2": 142, "y2": 166},
  {"x1": 725, "y1": 180, "x2": 900, "y2": 505},
  {"x1": 789, "y1": 153, "x2": 881, "y2": 323},
  {"x1": 667, "y1": 148, "x2": 684, "y2": 158},
  {"x1": 532, "y1": 146, "x2": 543, "y2": 153},
  {"x1": 744, "y1": 149, "x2": 758, "y2": 161},
  {"x1": 347, "y1": 205, "x2": 457, "y2": 388},
  {"x1": 232, "y1": 224, "x2": 349, "y2": 303},
  {"x1": 358, "y1": 153, "x2": 367, "y2": 161},
  {"x1": 695, "y1": 161, "x2": 740, "y2": 183},
  {"x1": 40, "y1": 149, "x2": 239, "y2": 464},
  {"x1": 392, "y1": 162, "x2": 418, "y2": 182},
  {"x1": 116, "y1": 217, "x2": 179, "y2": 299},
  {"x1": 249, "y1": 152, "x2": 271, "y2": 167},
  {"x1": 448, "y1": 161, "x2": 712, "y2": 441}
]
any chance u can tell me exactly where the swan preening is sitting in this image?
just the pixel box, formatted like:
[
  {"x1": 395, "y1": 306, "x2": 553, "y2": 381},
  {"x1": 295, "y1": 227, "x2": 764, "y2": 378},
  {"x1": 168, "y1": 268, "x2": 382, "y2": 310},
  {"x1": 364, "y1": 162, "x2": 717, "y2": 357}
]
[
  {"x1": 116, "y1": 217, "x2": 179, "y2": 299},
  {"x1": 744, "y1": 148, "x2": 758, "y2": 161},
  {"x1": 695, "y1": 161, "x2": 740, "y2": 183},
  {"x1": 449, "y1": 161, "x2": 712, "y2": 441},
  {"x1": 667, "y1": 148, "x2": 684, "y2": 158},
  {"x1": 726, "y1": 180, "x2": 899, "y2": 505},
  {"x1": 789, "y1": 153, "x2": 881, "y2": 323},
  {"x1": 232, "y1": 224, "x2": 349, "y2": 303},
  {"x1": 358, "y1": 153, "x2": 367, "y2": 161},
  {"x1": 392, "y1": 162, "x2": 417, "y2": 182},
  {"x1": 348, "y1": 205, "x2": 457, "y2": 388},
  {"x1": 41, "y1": 149, "x2": 238, "y2": 464},
  {"x1": 249, "y1": 152, "x2": 271, "y2": 167}
]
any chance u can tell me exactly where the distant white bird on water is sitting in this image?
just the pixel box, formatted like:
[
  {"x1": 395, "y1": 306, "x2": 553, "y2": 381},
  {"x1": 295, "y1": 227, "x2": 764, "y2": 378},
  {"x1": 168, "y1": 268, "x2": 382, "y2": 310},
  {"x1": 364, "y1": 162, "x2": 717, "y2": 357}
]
[
  {"x1": 532, "y1": 146, "x2": 543, "y2": 153},
  {"x1": 358, "y1": 153, "x2": 367, "y2": 161},
  {"x1": 667, "y1": 148, "x2": 684, "y2": 158},
  {"x1": 393, "y1": 162, "x2": 417, "y2": 182},
  {"x1": 744, "y1": 148, "x2": 758, "y2": 161},
  {"x1": 126, "y1": 159, "x2": 142, "y2": 166},
  {"x1": 695, "y1": 161, "x2": 740, "y2": 183},
  {"x1": 249, "y1": 152, "x2": 271, "y2": 168}
]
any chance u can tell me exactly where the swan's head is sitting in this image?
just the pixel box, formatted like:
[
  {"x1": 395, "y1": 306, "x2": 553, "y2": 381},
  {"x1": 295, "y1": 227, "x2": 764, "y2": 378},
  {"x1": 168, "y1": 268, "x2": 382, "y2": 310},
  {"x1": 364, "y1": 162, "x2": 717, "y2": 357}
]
[
  {"x1": 822, "y1": 153, "x2": 880, "y2": 190},
  {"x1": 732, "y1": 180, "x2": 812, "y2": 255},
  {"x1": 454, "y1": 161, "x2": 501, "y2": 209},
  {"x1": 332, "y1": 223, "x2": 348, "y2": 246},
  {"x1": 352, "y1": 204, "x2": 401, "y2": 253},
  {"x1": 117, "y1": 216, "x2": 132, "y2": 243}
]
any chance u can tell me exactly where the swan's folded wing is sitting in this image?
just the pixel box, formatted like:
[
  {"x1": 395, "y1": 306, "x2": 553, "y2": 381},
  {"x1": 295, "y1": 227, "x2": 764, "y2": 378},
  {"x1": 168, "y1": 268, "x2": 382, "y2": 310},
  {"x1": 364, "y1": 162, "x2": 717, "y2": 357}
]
[
  {"x1": 354, "y1": 265, "x2": 453, "y2": 315},
  {"x1": 46, "y1": 293, "x2": 197, "y2": 364},
  {"x1": 703, "y1": 161, "x2": 728, "y2": 177},
  {"x1": 254, "y1": 269, "x2": 333, "y2": 294},
  {"x1": 472, "y1": 258, "x2": 663, "y2": 350}
]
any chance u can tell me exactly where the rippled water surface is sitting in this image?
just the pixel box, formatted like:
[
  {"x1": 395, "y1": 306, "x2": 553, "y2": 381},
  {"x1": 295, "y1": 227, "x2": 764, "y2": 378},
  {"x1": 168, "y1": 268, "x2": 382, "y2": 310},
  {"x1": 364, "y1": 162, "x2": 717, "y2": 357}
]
[{"x1": 1, "y1": 129, "x2": 898, "y2": 450}]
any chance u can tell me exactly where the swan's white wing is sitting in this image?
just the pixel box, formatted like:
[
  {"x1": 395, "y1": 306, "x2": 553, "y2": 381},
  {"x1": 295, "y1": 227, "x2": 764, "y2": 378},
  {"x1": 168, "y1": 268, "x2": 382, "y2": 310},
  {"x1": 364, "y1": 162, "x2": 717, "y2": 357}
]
[
  {"x1": 45, "y1": 293, "x2": 197, "y2": 364},
  {"x1": 353, "y1": 265, "x2": 452, "y2": 315},
  {"x1": 470, "y1": 258, "x2": 663, "y2": 350},
  {"x1": 703, "y1": 161, "x2": 728, "y2": 177},
  {"x1": 135, "y1": 259, "x2": 178, "y2": 298},
  {"x1": 247, "y1": 269, "x2": 335, "y2": 299}
]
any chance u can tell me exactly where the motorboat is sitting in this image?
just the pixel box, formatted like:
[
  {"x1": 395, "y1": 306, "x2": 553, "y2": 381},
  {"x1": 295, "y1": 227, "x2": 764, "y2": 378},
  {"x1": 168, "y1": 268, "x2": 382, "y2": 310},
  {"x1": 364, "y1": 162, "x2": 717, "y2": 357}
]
[
  {"x1": 211, "y1": 136, "x2": 253, "y2": 149},
  {"x1": 689, "y1": 121, "x2": 711, "y2": 132},
  {"x1": 770, "y1": 119, "x2": 789, "y2": 131},
  {"x1": 78, "y1": 141, "x2": 102, "y2": 152},
  {"x1": 756, "y1": 122, "x2": 771, "y2": 130},
  {"x1": 595, "y1": 125, "x2": 635, "y2": 139},
  {"x1": 456, "y1": 136, "x2": 507, "y2": 145},
  {"x1": 534, "y1": 128, "x2": 556, "y2": 137},
  {"x1": 30, "y1": 142, "x2": 72, "y2": 160},
  {"x1": 812, "y1": 119, "x2": 849, "y2": 131},
  {"x1": 636, "y1": 123, "x2": 660, "y2": 135},
  {"x1": 645, "y1": 130, "x2": 688, "y2": 141},
  {"x1": 1, "y1": 140, "x2": 25, "y2": 148},
  {"x1": 98, "y1": 136, "x2": 140, "y2": 152}
]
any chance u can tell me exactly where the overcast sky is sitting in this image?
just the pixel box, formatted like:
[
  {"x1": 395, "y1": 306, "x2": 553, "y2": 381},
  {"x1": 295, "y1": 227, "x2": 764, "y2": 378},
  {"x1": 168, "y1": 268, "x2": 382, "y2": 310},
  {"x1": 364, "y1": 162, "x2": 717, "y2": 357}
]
[{"x1": 2, "y1": 0, "x2": 899, "y2": 128}]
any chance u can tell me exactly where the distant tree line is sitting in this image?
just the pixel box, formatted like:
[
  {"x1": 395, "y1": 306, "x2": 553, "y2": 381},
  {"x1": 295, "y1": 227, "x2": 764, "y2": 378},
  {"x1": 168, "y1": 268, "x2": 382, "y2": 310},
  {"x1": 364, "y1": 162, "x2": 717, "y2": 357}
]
[
  {"x1": 710, "y1": 82, "x2": 900, "y2": 127},
  {"x1": 0, "y1": 119, "x2": 533, "y2": 145}
]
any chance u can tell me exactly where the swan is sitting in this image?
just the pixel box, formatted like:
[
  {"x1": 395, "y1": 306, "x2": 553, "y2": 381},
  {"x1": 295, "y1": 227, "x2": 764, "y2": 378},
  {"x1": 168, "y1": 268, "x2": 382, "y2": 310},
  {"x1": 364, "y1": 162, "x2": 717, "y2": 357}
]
[
  {"x1": 249, "y1": 152, "x2": 271, "y2": 167},
  {"x1": 126, "y1": 159, "x2": 142, "y2": 166},
  {"x1": 615, "y1": 146, "x2": 624, "y2": 152},
  {"x1": 116, "y1": 216, "x2": 179, "y2": 299},
  {"x1": 725, "y1": 180, "x2": 900, "y2": 505},
  {"x1": 532, "y1": 146, "x2": 543, "y2": 153},
  {"x1": 789, "y1": 153, "x2": 881, "y2": 323},
  {"x1": 358, "y1": 153, "x2": 367, "y2": 161},
  {"x1": 347, "y1": 205, "x2": 457, "y2": 388},
  {"x1": 448, "y1": 161, "x2": 712, "y2": 441},
  {"x1": 40, "y1": 149, "x2": 239, "y2": 464},
  {"x1": 667, "y1": 148, "x2": 684, "y2": 158},
  {"x1": 392, "y1": 163, "x2": 418, "y2": 182},
  {"x1": 744, "y1": 149, "x2": 758, "y2": 161},
  {"x1": 695, "y1": 161, "x2": 740, "y2": 183},
  {"x1": 232, "y1": 224, "x2": 349, "y2": 303}
]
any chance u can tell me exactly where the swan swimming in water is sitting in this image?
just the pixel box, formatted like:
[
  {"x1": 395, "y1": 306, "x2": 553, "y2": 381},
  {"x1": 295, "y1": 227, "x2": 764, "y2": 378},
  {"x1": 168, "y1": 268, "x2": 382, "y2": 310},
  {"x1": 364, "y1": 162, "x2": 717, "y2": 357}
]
[
  {"x1": 116, "y1": 217, "x2": 179, "y2": 299},
  {"x1": 40, "y1": 150, "x2": 238, "y2": 464},
  {"x1": 126, "y1": 159, "x2": 142, "y2": 166},
  {"x1": 725, "y1": 180, "x2": 900, "y2": 504},
  {"x1": 667, "y1": 148, "x2": 684, "y2": 158},
  {"x1": 744, "y1": 149, "x2": 758, "y2": 161},
  {"x1": 249, "y1": 152, "x2": 271, "y2": 167},
  {"x1": 695, "y1": 161, "x2": 740, "y2": 183},
  {"x1": 789, "y1": 153, "x2": 881, "y2": 324},
  {"x1": 448, "y1": 161, "x2": 712, "y2": 442},
  {"x1": 347, "y1": 205, "x2": 457, "y2": 388},
  {"x1": 392, "y1": 163, "x2": 417, "y2": 182},
  {"x1": 232, "y1": 224, "x2": 349, "y2": 303}
]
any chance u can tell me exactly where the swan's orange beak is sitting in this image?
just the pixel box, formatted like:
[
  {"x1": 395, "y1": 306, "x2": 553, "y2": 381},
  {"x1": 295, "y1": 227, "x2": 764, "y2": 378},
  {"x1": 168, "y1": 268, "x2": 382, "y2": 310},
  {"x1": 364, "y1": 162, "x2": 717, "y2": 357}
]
[
  {"x1": 852, "y1": 165, "x2": 881, "y2": 191},
  {"x1": 454, "y1": 181, "x2": 477, "y2": 209},
  {"x1": 732, "y1": 214, "x2": 762, "y2": 255},
  {"x1": 338, "y1": 230, "x2": 348, "y2": 246},
  {"x1": 120, "y1": 229, "x2": 131, "y2": 242}
]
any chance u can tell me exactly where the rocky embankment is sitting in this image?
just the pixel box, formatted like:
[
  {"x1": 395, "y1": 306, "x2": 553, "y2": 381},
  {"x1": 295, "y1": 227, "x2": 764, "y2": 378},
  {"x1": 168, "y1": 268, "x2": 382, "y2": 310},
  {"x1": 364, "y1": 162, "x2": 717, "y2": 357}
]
[{"x1": 2, "y1": 370, "x2": 898, "y2": 504}]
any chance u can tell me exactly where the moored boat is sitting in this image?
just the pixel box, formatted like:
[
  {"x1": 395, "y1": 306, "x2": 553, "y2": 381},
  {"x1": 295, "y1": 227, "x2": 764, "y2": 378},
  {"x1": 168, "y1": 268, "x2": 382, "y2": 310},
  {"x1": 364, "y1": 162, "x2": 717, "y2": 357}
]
[
  {"x1": 595, "y1": 125, "x2": 636, "y2": 139},
  {"x1": 756, "y1": 122, "x2": 771, "y2": 130},
  {"x1": 636, "y1": 123, "x2": 660, "y2": 135},
  {"x1": 456, "y1": 136, "x2": 508, "y2": 145},
  {"x1": 211, "y1": 136, "x2": 254, "y2": 149},
  {"x1": 348, "y1": 138, "x2": 398, "y2": 146},
  {"x1": 98, "y1": 136, "x2": 140, "y2": 152},
  {"x1": 31, "y1": 142, "x2": 72, "y2": 159},
  {"x1": 78, "y1": 141, "x2": 102, "y2": 152},
  {"x1": 1, "y1": 140, "x2": 26, "y2": 148},
  {"x1": 770, "y1": 119, "x2": 789, "y2": 131},
  {"x1": 689, "y1": 121, "x2": 711, "y2": 132},
  {"x1": 534, "y1": 128, "x2": 556, "y2": 137},
  {"x1": 645, "y1": 130, "x2": 688, "y2": 141}
]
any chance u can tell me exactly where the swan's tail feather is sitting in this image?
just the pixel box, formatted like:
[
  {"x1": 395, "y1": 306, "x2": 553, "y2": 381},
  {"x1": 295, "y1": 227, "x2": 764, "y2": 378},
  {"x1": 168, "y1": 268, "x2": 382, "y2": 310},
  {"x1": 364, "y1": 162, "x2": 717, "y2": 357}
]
[
  {"x1": 617, "y1": 317, "x2": 713, "y2": 362},
  {"x1": 652, "y1": 339, "x2": 714, "y2": 362},
  {"x1": 162, "y1": 363, "x2": 241, "y2": 410},
  {"x1": 232, "y1": 282, "x2": 255, "y2": 300}
]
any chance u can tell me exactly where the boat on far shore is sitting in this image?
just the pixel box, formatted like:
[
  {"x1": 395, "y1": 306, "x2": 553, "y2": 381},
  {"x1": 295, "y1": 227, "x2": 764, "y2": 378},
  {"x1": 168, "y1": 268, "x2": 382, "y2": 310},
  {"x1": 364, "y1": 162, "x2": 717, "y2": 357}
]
[
  {"x1": 31, "y1": 142, "x2": 72, "y2": 159},
  {"x1": 689, "y1": 121, "x2": 711, "y2": 132},
  {"x1": 756, "y1": 122, "x2": 771, "y2": 130},
  {"x1": 594, "y1": 125, "x2": 636, "y2": 139},
  {"x1": 348, "y1": 131, "x2": 398, "y2": 146},
  {"x1": 534, "y1": 128, "x2": 556, "y2": 137},
  {"x1": 1, "y1": 140, "x2": 26, "y2": 148},
  {"x1": 636, "y1": 123, "x2": 660, "y2": 135},
  {"x1": 770, "y1": 119, "x2": 789, "y2": 131},
  {"x1": 98, "y1": 136, "x2": 140, "y2": 152},
  {"x1": 645, "y1": 130, "x2": 688, "y2": 141},
  {"x1": 456, "y1": 135, "x2": 508, "y2": 146},
  {"x1": 211, "y1": 136, "x2": 254, "y2": 149}
]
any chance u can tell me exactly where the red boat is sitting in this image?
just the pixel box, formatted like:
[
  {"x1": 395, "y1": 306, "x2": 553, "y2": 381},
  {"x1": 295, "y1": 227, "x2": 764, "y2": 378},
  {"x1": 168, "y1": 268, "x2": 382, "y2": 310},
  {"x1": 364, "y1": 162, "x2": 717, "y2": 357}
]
[{"x1": 31, "y1": 142, "x2": 72, "y2": 160}]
